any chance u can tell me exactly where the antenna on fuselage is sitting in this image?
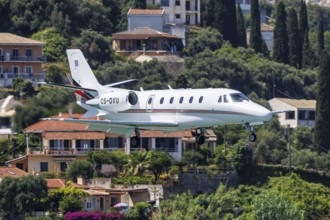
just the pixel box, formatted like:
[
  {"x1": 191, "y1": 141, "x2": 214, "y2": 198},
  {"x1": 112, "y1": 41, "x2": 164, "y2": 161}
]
[
  {"x1": 168, "y1": 85, "x2": 173, "y2": 90},
  {"x1": 140, "y1": 87, "x2": 144, "y2": 91}
]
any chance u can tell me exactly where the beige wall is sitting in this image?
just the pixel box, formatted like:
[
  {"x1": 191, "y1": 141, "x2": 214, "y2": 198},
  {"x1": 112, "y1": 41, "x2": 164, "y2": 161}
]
[{"x1": 0, "y1": 45, "x2": 43, "y2": 57}]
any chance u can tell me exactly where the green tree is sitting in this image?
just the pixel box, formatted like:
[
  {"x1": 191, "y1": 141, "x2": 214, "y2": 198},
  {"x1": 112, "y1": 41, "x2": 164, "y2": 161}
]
[
  {"x1": 124, "y1": 151, "x2": 150, "y2": 176},
  {"x1": 182, "y1": 150, "x2": 204, "y2": 167},
  {"x1": 148, "y1": 151, "x2": 173, "y2": 183},
  {"x1": 287, "y1": 8, "x2": 301, "y2": 68},
  {"x1": 299, "y1": 0, "x2": 308, "y2": 55},
  {"x1": 77, "y1": 30, "x2": 114, "y2": 69},
  {"x1": 187, "y1": 27, "x2": 224, "y2": 56},
  {"x1": 273, "y1": 2, "x2": 289, "y2": 64},
  {"x1": 252, "y1": 189, "x2": 304, "y2": 220},
  {"x1": 314, "y1": 51, "x2": 330, "y2": 153},
  {"x1": 108, "y1": 150, "x2": 128, "y2": 174},
  {"x1": 236, "y1": 3, "x2": 247, "y2": 48},
  {"x1": 250, "y1": 0, "x2": 263, "y2": 53},
  {"x1": 32, "y1": 27, "x2": 70, "y2": 62},
  {"x1": 66, "y1": 160, "x2": 94, "y2": 182},
  {"x1": 301, "y1": 30, "x2": 317, "y2": 68},
  {"x1": 317, "y1": 11, "x2": 325, "y2": 55},
  {"x1": 0, "y1": 175, "x2": 48, "y2": 220},
  {"x1": 59, "y1": 196, "x2": 82, "y2": 214},
  {"x1": 87, "y1": 149, "x2": 111, "y2": 176},
  {"x1": 233, "y1": 143, "x2": 254, "y2": 183},
  {"x1": 126, "y1": 202, "x2": 151, "y2": 220},
  {"x1": 204, "y1": 0, "x2": 215, "y2": 27},
  {"x1": 12, "y1": 77, "x2": 35, "y2": 98},
  {"x1": 132, "y1": 0, "x2": 146, "y2": 9},
  {"x1": 213, "y1": 0, "x2": 237, "y2": 47}
]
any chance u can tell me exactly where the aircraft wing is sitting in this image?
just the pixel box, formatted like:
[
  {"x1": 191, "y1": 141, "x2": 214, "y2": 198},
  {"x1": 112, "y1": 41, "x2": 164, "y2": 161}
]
[
  {"x1": 41, "y1": 118, "x2": 180, "y2": 130},
  {"x1": 271, "y1": 110, "x2": 291, "y2": 114}
]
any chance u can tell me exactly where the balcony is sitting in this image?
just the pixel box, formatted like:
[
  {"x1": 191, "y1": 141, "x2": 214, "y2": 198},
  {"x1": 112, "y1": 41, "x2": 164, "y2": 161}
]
[
  {"x1": 0, "y1": 72, "x2": 45, "y2": 80},
  {"x1": 28, "y1": 148, "x2": 125, "y2": 155},
  {"x1": 0, "y1": 55, "x2": 47, "y2": 62}
]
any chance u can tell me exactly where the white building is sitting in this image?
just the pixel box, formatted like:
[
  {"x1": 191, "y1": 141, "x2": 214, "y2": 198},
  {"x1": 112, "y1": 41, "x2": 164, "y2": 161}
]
[
  {"x1": 268, "y1": 98, "x2": 316, "y2": 128},
  {"x1": 146, "y1": 0, "x2": 201, "y2": 25}
]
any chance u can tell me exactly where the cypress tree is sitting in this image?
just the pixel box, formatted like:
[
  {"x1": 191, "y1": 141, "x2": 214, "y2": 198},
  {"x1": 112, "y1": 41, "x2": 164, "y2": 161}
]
[
  {"x1": 205, "y1": 0, "x2": 215, "y2": 27},
  {"x1": 287, "y1": 8, "x2": 301, "y2": 68},
  {"x1": 273, "y1": 2, "x2": 289, "y2": 64},
  {"x1": 302, "y1": 30, "x2": 316, "y2": 68},
  {"x1": 250, "y1": 0, "x2": 262, "y2": 53},
  {"x1": 299, "y1": 0, "x2": 308, "y2": 64},
  {"x1": 214, "y1": 1, "x2": 226, "y2": 38},
  {"x1": 314, "y1": 51, "x2": 330, "y2": 153},
  {"x1": 237, "y1": 3, "x2": 247, "y2": 48},
  {"x1": 317, "y1": 11, "x2": 325, "y2": 55},
  {"x1": 226, "y1": 0, "x2": 238, "y2": 47}
]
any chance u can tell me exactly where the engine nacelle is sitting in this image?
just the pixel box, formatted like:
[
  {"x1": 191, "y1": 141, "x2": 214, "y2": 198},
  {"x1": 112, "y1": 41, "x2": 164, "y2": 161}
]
[{"x1": 99, "y1": 91, "x2": 138, "y2": 112}]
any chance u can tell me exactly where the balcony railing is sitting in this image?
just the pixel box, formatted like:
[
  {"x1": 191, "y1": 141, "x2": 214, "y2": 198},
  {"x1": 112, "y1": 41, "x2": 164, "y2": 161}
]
[
  {"x1": 0, "y1": 72, "x2": 45, "y2": 80},
  {"x1": 0, "y1": 55, "x2": 47, "y2": 62}
]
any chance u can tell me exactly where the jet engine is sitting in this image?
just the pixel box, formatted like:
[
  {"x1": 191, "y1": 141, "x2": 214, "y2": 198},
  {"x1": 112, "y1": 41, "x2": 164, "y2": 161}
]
[{"x1": 98, "y1": 91, "x2": 138, "y2": 112}]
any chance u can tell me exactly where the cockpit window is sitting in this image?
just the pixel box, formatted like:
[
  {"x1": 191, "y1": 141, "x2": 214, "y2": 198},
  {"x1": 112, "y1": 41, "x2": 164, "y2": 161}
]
[
  {"x1": 224, "y1": 95, "x2": 228, "y2": 103},
  {"x1": 230, "y1": 93, "x2": 249, "y2": 102}
]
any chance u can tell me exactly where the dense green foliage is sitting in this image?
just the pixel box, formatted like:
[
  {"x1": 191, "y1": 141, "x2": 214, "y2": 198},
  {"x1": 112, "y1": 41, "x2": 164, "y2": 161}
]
[
  {"x1": 157, "y1": 174, "x2": 329, "y2": 219},
  {"x1": 314, "y1": 51, "x2": 330, "y2": 153},
  {"x1": 236, "y1": 4, "x2": 247, "y2": 48},
  {"x1": 0, "y1": 175, "x2": 48, "y2": 220},
  {"x1": 287, "y1": 8, "x2": 301, "y2": 68},
  {"x1": 66, "y1": 160, "x2": 94, "y2": 182}
]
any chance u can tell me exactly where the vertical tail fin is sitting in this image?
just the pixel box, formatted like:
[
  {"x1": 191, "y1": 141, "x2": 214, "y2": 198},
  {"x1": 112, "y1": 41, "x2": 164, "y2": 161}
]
[{"x1": 66, "y1": 49, "x2": 102, "y2": 90}]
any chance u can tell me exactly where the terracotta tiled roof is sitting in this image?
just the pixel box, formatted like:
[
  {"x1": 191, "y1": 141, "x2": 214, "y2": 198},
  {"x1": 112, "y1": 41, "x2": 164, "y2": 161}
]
[
  {"x1": 47, "y1": 179, "x2": 89, "y2": 189},
  {"x1": 112, "y1": 27, "x2": 181, "y2": 40},
  {"x1": 0, "y1": 167, "x2": 29, "y2": 179},
  {"x1": 43, "y1": 131, "x2": 105, "y2": 140},
  {"x1": 0, "y1": 33, "x2": 45, "y2": 45},
  {"x1": 128, "y1": 9, "x2": 164, "y2": 15},
  {"x1": 85, "y1": 189, "x2": 109, "y2": 196},
  {"x1": 276, "y1": 98, "x2": 316, "y2": 109}
]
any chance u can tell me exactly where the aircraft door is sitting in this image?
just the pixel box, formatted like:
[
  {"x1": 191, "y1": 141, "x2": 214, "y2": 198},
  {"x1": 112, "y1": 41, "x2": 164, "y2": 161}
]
[{"x1": 146, "y1": 95, "x2": 155, "y2": 112}]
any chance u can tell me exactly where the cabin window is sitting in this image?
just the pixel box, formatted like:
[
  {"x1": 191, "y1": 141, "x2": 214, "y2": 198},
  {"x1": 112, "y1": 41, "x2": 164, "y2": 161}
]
[
  {"x1": 199, "y1": 96, "x2": 203, "y2": 103},
  {"x1": 148, "y1": 97, "x2": 153, "y2": 104},
  {"x1": 160, "y1": 97, "x2": 164, "y2": 104},
  {"x1": 218, "y1": 96, "x2": 222, "y2": 102},
  {"x1": 179, "y1": 97, "x2": 184, "y2": 104},
  {"x1": 189, "y1": 96, "x2": 193, "y2": 103},
  {"x1": 224, "y1": 95, "x2": 229, "y2": 103},
  {"x1": 170, "y1": 97, "x2": 174, "y2": 104}
]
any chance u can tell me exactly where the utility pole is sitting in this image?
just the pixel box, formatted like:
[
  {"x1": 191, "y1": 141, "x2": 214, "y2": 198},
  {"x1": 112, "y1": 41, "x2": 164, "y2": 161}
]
[{"x1": 287, "y1": 124, "x2": 292, "y2": 171}]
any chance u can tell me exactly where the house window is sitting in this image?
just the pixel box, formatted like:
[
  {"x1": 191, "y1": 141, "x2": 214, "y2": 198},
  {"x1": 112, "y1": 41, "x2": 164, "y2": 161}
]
[
  {"x1": 12, "y1": 66, "x2": 19, "y2": 74},
  {"x1": 308, "y1": 111, "x2": 315, "y2": 120},
  {"x1": 50, "y1": 140, "x2": 70, "y2": 151},
  {"x1": 0, "y1": 48, "x2": 2, "y2": 60},
  {"x1": 286, "y1": 111, "x2": 295, "y2": 119},
  {"x1": 60, "y1": 162, "x2": 67, "y2": 172},
  {"x1": 104, "y1": 137, "x2": 123, "y2": 148},
  {"x1": 161, "y1": 0, "x2": 169, "y2": 6},
  {"x1": 25, "y1": 48, "x2": 32, "y2": 57},
  {"x1": 0, "y1": 66, "x2": 2, "y2": 74},
  {"x1": 25, "y1": 66, "x2": 32, "y2": 74},
  {"x1": 175, "y1": 0, "x2": 180, "y2": 6},
  {"x1": 156, "y1": 138, "x2": 176, "y2": 152},
  {"x1": 40, "y1": 162, "x2": 48, "y2": 172},
  {"x1": 175, "y1": 14, "x2": 181, "y2": 19},
  {"x1": 76, "y1": 140, "x2": 99, "y2": 151},
  {"x1": 110, "y1": 197, "x2": 118, "y2": 206},
  {"x1": 185, "y1": 1, "x2": 190, "y2": 10},
  {"x1": 12, "y1": 49, "x2": 19, "y2": 60},
  {"x1": 86, "y1": 197, "x2": 95, "y2": 209},
  {"x1": 298, "y1": 110, "x2": 306, "y2": 120}
]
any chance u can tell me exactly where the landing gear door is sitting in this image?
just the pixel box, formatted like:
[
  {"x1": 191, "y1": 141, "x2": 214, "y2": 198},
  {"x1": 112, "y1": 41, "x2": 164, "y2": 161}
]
[{"x1": 146, "y1": 95, "x2": 155, "y2": 112}]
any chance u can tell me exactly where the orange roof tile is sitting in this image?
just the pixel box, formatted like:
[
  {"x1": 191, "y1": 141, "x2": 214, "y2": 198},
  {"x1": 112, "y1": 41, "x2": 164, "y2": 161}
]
[
  {"x1": 46, "y1": 179, "x2": 89, "y2": 189},
  {"x1": 43, "y1": 132, "x2": 105, "y2": 140},
  {"x1": 128, "y1": 9, "x2": 164, "y2": 15},
  {"x1": 261, "y1": 23, "x2": 274, "y2": 31},
  {"x1": 0, "y1": 167, "x2": 29, "y2": 179}
]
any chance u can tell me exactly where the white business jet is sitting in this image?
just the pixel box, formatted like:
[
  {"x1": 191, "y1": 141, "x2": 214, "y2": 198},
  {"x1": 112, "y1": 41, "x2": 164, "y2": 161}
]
[{"x1": 44, "y1": 49, "x2": 280, "y2": 147}]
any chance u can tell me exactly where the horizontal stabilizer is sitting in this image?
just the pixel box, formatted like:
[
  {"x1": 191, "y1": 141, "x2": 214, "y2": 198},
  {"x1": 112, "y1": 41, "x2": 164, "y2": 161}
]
[
  {"x1": 105, "y1": 79, "x2": 138, "y2": 87},
  {"x1": 46, "y1": 82, "x2": 97, "y2": 93}
]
